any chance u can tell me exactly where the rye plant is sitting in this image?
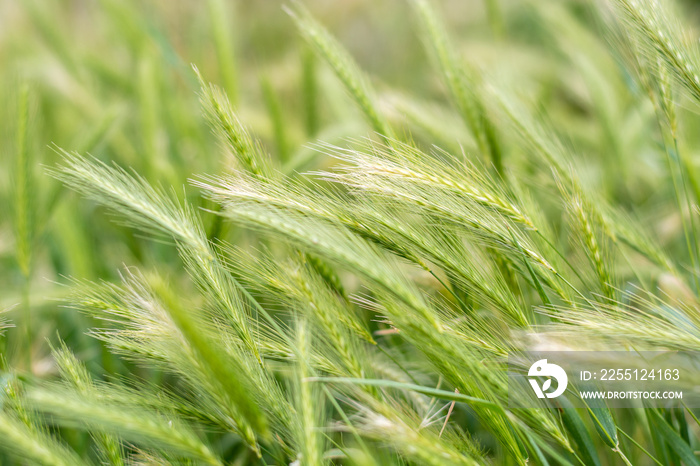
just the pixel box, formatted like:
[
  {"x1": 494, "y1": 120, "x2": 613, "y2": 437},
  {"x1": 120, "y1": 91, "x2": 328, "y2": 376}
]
[{"x1": 3, "y1": 0, "x2": 700, "y2": 464}]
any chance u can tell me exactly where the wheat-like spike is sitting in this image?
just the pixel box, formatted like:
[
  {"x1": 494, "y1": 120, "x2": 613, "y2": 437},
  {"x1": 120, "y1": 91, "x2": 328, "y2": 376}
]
[
  {"x1": 322, "y1": 139, "x2": 532, "y2": 228},
  {"x1": 353, "y1": 402, "x2": 483, "y2": 466},
  {"x1": 254, "y1": 254, "x2": 372, "y2": 377},
  {"x1": 315, "y1": 147, "x2": 570, "y2": 307},
  {"x1": 323, "y1": 164, "x2": 556, "y2": 274},
  {"x1": 63, "y1": 267, "x2": 295, "y2": 454},
  {"x1": 0, "y1": 411, "x2": 88, "y2": 466},
  {"x1": 292, "y1": 321, "x2": 327, "y2": 466},
  {"x1": 286, "y1": 2, "x2": 394, "y2": 140},
  {"x1": 2, "y1": 372, "x2": 36, "y2": 430},
  {"x1": 611, "y1": 0, "x2": 700, "y2": 105},
  {"x1": 49, "y1": 150, "x2": 204, "y2": 249},
  {"x1": 410, "y1": 0, "x2": 502, "y2": 173},
  {"x1": 371, "y1": 293, "x2": 571, "y2": 455},
  {"x1": 52, "y1": 344, "x2": 125, "y2": 466},
  {"x1": 603, "y1": 0, "x2": 700, "y2": 289},
  {"x1": 195, "y1": 172, "x2": 420, "y2": 262},
  {"x1": 148, "y1": 277, "x2": 270, "y2": 444},
  {"x1": 303, "y1": 252, "x2": 348, "y2": 301},
  {"x1": 296, "y1": 258, "x2": 373, "y2": 345},
  {"x1": 26, "y1": 388, "x2": 223, "y2": 466},
  {"x1": 493, "y1": 86, "x2": 679, "y2": 276},
  {"x1": 540, "y1": 291, "x2": 700, "y2": 351},
  {"x1": 218, "y1": 202, "x2": 444, "y2": 333},
  {"x1": 656, "y1": 56, "x2": 679, "y2": 137},
  {"x1": 0, "y1": 319, "x2": 9, "y2": 335},
  {"x1": 197, "y1": 170, "x2": 548, "y2": 321},
  {"x1": 194, "y1": 66, "x2": 271, "y2": 177},
  {"x1": 567, "y1": 193, "x2": 615, "y2": 299},
  {"x1": 49, "y1": 151, "x2": 261, "y2": 362},
  {"x1": 350, "y1": 205, "x2": 533, "y2": 325},
  {"x1": 200, "y1": 151, "x2": 557, "y2": 277},
  {"x1": 194, "y1": 81, "x2": 350, "y2": 309}
]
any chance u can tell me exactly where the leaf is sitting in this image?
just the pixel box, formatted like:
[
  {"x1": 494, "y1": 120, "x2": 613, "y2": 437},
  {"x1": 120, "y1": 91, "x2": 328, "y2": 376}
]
[
  {"x1": 307, "y1": 377, "x2": 502, "y2": 411},
  {"x1": 526, "y1": 427, "x2": 579, "y2": 466},
  {"x1": 674, "y1": 407, "x2": 690, "y2": 444},
  {"x1": 558, "y1": 396, "x2": 601, "y2": 466},
  {"x1": 582, "y1": 397, "x2": 618, "y2": 449},
  {"x1": 648, "y1": 408, "x2": 700, "y2": 466}
]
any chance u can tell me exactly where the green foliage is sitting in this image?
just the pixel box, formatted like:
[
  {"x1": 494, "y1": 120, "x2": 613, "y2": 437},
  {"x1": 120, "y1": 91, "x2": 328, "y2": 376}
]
[{"x1": 3, "y1": 0, "x2": 700, "y2": 464}]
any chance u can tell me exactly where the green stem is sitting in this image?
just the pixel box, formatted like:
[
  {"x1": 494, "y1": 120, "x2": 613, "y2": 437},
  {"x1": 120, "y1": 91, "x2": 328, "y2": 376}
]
[
  {"x1": 619, "y1": 427, "x2": 663, "y2": 466},
  {"x1": 613, "y1": 446, "x2": 634, "y2": 466},
  {"x1": 22, "y1": 275, "x2": 31, "y2": 374}
]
